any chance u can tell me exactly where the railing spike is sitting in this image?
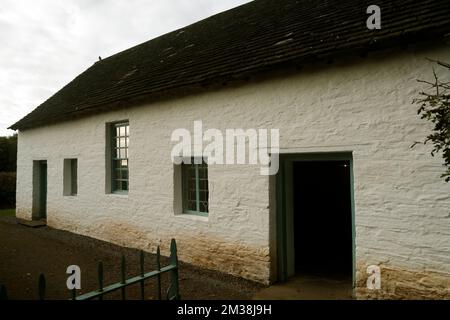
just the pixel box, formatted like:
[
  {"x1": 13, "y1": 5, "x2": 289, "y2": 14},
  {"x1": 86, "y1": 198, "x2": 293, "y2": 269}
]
[
  {"x1": 98, "y1": 261, "x2": 104, "y2": 300},
  {"x1": 140, "y1": 250, "x2": 145, "y2": 276},
  {"x1": 121, "y1": 255, "x2": 126, "y2": 300},
  {"x1": 156, "y1": 246, "x2": 162, "y2": 300},
  {"x1": 168, "y1": 239, "x2": 180, "y2": 300},
  {"x1": 170, "y1": 239, "x2": 178, "y2": 265},
  {"x1": 38, "y1": 273, "x2": 46, "y2": 300},
  {"x1": 157, "y1": 246, "x2": 161, "y2": 267},
  {"x1": 0, "y1": 284, "x2": 7, "y2": 300},
  {"x1": 139, "y1": 250, "x2": 145, "y2": 300}
]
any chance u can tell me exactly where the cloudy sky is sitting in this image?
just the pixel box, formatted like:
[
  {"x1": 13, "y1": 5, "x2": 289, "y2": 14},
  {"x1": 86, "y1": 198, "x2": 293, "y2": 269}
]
[{"x1": 0, "y1": 0, "x2": 251, "y2": 136}]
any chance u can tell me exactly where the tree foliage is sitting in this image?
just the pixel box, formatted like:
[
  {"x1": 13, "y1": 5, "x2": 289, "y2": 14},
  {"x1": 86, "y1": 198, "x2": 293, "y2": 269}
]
[
  {"x1": 413, "y1": 60, "x2": 450, "y2": 182},
  {"x1": 0, "y1": 134, "x2": 17, "y2": 208},
  {"x1": 0, "y1": 134, "x2": 17, "y2": 172}
]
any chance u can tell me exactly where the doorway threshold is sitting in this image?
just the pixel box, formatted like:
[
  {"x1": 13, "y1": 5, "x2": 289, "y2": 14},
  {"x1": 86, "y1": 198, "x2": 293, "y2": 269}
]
[
  {"x1": 253, "y1": 274, "x2": 353, "y2": 300},
  {"x1": 17, "y1": 218, "x2": 47, "y2": 228}
]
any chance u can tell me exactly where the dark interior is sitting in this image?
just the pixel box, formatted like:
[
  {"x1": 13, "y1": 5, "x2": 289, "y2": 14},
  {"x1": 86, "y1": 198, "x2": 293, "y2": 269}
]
[{"x1": 292, "y1": 160, "x2": 352, "y2": 277}]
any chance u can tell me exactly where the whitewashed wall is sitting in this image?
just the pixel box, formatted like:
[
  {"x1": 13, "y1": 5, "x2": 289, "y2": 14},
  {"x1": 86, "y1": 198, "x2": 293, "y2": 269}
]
[{"x1": 16, "y1": 45, "x2": 450, "y2": 297}]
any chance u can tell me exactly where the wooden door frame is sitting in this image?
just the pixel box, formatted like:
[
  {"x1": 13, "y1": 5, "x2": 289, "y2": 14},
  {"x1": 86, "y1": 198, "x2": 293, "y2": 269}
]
[
  {"x1": 276, "y1": 152, "x2": 356, "y2": 288},
  {"x1": 32, "y1": 160, "x2": 48, "y2": 220}
]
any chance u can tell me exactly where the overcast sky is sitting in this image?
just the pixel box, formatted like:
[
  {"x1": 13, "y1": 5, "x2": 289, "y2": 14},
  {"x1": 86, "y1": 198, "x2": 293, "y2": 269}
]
[{"x1": 0, "y1": 0, "x2": 251, "y2": 136}]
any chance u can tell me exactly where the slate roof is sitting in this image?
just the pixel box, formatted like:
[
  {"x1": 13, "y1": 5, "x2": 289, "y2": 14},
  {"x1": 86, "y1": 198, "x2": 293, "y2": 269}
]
[{"x1": 10, "y1": 0, "x2": 450, "y2": 130}]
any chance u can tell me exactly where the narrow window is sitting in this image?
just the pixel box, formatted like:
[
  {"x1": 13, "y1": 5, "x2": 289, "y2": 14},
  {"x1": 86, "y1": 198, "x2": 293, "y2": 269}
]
[
  {"x1": 111, "y1": 122, "x2": 129, "y2": 193},
  {"x1": 63, "y1": 159, "x2": 77, "y2": 196},
  {"x1": 182, "y1": 159, "x2": 208, "y2": 216}
]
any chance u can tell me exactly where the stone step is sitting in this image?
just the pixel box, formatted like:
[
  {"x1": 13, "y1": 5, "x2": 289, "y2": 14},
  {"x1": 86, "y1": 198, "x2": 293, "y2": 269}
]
[{"x1": 17, "y1": 218, "x2": 47, "y2": 228}]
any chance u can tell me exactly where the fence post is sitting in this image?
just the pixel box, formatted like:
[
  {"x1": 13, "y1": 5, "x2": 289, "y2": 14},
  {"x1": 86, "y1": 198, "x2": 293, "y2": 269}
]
[
  {"x1": 38, "y1": 274, "x2": 46, "y2": 300},
  {"x1": 139, "y1": 250, "x2": 145, "y2": 300},
  {"x1": 121, "y1": 255, "x2": 126, "y2": 300},
  {"x1": 98, "y1": 261, "x2": 104, "y2": 300},
  {"x1": 156, "y1": 246, "x2": 162, "y2": 300},
  {"x1": 0, "y1": 284, "x2": 7, "y2": 300},
  {"x1": 168, "y1": 239, "x2": 180, "y2": 300}
]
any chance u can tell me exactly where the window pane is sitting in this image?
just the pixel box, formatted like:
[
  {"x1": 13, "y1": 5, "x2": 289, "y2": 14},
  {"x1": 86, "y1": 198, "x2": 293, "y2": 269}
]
[
  {"x1": 182, "y1": 160, "x2": 208, "y2": 215},
  {"x1": 199, "y1": 179, "x2": 208, "y2": 190},
  {"x1": 71, "y1": 159, "x2": 77, "y2": 195},
  {"x1": 111, "y1": 122, "x2": 129, "y2": 193},
  {"x1": 115, "y1": 168, "x2": 122, "y2": 180},
  {"x1": 198, "y1": 167, "x2": 207, "y2": 179},
  {"x1": 187, "y1": 200, "x2": 196, "y2": 211},
  {"x1": 199, "y1": 201, "x2": 208, "y2": 213},
  {"x1": 199, "y1": 189, "x2": 207, "y2": 201}
]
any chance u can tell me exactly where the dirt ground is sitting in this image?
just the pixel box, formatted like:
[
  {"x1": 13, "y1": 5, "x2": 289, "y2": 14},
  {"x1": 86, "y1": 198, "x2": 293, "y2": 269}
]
[
  {"x1": 0, "y1": 216, "x2": 264, "y2": 300},
  {"x1": 253, "y1": 274, "x2": 353, "y2": 300}
]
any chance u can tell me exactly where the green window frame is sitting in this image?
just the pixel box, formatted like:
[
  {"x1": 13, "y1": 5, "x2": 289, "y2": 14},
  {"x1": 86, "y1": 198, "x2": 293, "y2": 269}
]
[
  {"x1": 182, "y1": 159, "x2": 208, "y2": 216},
  {"x1": 111, "y1": 122, "x2": 129, "y2": 193}
]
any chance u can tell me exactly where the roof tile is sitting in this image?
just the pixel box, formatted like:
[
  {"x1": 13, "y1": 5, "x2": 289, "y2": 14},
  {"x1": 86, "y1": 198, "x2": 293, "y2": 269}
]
[{"x1": 10, "y1": 0, "x2": 450, "y2": 130}]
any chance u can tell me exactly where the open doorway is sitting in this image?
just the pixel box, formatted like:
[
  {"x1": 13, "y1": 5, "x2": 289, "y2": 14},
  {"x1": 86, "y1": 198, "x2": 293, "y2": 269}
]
[
  {"x1": 293, "y1": 160, "x2": 352, "y2": 277},
  {"x1": 32, "y1": 160, "x2": 47, "y2": 220},
  {"x1": 276, "y1": 153, "x2": 354, "y2": 294}
]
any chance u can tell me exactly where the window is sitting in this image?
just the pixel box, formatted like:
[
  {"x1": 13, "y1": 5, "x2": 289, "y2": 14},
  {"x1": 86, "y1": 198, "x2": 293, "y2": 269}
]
[
  {"x1": 111, "y1": 122, "x2": 129, "y2": 193},
  {"x1": 182, "y1": 160, "x2": 208, "y2": 216},
  {"x1": 63, "y1": 159, "x2": 77, "y2": 196}
]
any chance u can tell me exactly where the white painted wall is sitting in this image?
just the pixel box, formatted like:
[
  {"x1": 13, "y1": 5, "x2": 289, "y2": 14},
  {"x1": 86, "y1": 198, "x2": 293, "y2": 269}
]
[{"x1": 16, "y1": 45, "x2": 450, "y2": 292}]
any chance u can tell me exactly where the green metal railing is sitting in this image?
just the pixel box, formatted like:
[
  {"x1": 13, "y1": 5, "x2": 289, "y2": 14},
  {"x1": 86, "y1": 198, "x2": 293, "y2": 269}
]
[{"x1": 1, "y1": 239, "x2": 180, "y2": 301}]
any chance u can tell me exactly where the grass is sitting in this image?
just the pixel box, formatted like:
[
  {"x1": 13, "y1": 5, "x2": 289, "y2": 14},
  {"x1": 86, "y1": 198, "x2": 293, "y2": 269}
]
[{"x1": 0, "y1": 208, "x2": 15, "y2": 217}]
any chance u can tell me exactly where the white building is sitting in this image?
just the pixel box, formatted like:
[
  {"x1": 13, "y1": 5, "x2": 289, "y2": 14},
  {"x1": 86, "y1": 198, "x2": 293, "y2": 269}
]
[{"x1": 10, "y1": 0, "x2": 450, "y2": 299}]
